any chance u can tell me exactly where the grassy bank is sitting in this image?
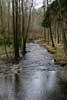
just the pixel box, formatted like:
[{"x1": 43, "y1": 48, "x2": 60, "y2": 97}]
[
  {"x1": 36, "y1": 40, "x2": 67, "y2": 67},
  {"x1": 0, "y1": 45, "x2": 14, "y2": 64}
]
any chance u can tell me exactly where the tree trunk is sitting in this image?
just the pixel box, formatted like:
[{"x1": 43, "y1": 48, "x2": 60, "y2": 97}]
[
  {"x1": 47, "y1": 0, "x2": 55, "y2": 47},
  {"x1": 8, "y1": 0, "x2": 10, "y2": 46},
  {"x1": 12, "y1": 0, "x2": 19, "y2": 62},
  {"x1": 21, "y1": 0, "x2": 26, "y2": 55},
  {"x1": 49, "y1": 24, "x2": 55, "y2": 47},
  {"x1": 61, "y1": 22, "x2": 67, "y2": 55}
]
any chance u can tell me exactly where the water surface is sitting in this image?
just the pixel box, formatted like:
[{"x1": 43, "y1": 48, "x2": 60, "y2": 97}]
[{"x1": 0, "y1": 43, "x2": 67, "y2": 100}]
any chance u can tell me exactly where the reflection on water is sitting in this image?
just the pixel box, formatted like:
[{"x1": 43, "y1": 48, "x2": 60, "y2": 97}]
[
  {"x1": 0, "y1": 70, "x2": 67, "y2": 100},
  {"x1": 14, "y1": 73, "x2": 20, "y2": 100},
  {"x1": 0, "y1": 43, "x2": 67, "y2": 100},
  {"x1": 47, "y1": 71, "x2": 56, "y2": 91},
  {"x1": 0, "y1": 74, "x2": 14, "y2": 100}
]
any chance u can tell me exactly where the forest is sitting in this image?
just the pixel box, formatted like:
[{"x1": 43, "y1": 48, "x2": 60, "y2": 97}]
[
  {"x1": 0, "y1": 0, "x2": 67, "y2": 100},
  {"x1": 0, "y1": 0, "x2": 67, "y2": 65}
]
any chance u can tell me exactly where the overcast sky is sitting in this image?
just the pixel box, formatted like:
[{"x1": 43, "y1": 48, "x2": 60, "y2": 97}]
[
  {"x1": 34, "y1": 0, "x2": 43, "y2": 9},
  {"x1": 34, "y1": 0, "x2": 55, "y2": 9}
]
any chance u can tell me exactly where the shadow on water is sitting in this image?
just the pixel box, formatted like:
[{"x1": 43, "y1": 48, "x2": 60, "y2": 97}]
[
  {"x1": 0, "y1": 44, "x2": 67, "y2": 100},
  {"x1": 14, "y1": 72, "x2": 21, "y2": 100}
]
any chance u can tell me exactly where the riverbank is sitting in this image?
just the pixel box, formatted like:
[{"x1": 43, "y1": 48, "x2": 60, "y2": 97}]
[
  {"x1": 0, "y1": 41, "x2": 67, "y2": 67},
  {"x1": 36, "y1": 40, "x2": 67, "y2": 67}
]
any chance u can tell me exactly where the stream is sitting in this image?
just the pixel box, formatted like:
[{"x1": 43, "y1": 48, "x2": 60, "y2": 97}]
[{"x1": 0, "y1": 43, "x2": 67, "y2": 100}]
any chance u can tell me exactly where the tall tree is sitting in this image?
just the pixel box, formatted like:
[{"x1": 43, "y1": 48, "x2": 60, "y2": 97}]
[
  {"x1": 21, "y1": 0, "x2": 33, "y2": 55},
  {"x1": 47, "y1": 0, "x2": 55, "y2": 47},
  {"x1": 12, "y1": 0, "x2": 19, "y2": 62}
]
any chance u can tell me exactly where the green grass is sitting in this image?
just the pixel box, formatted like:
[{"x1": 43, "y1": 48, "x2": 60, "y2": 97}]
[
  {"x1": 0, "y1": 45, "x2": 13, "y2": 55},
  {"x1": 55, "y1": 46, "x2": 65, "y2": 61},
  {"x1": 0, "y1": 44, "x2": 14, "y2": 63}
]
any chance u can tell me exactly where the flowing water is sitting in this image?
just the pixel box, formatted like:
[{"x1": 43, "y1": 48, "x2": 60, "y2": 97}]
[{"x1": 0, "y1": 43, "x2": 67, "y2": 100}]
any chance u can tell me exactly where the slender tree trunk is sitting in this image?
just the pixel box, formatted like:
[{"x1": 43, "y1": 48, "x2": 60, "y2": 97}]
[
  {"x1": 3, "y1": 34, "x2": 9, "y2": 59},
  {"x1": 26, "y1": 0, "x2": 33, "y2": 36},
  {"x1": 12, "y1": 0, "x2": 19, "y2": 62},
  {"x1": 8, "y1": 0, "x2": 10, "y2": 46},
  {"x1": 47, "y1": 0, "x2": 55, "y2": 47},
  {"x1": 44, "y1": 28, "x2": 46, "y2": 42},
  {"x1": 18, "y1": 0, "x2": 22, "y2": 48},
  {"x1": 57, "y1": 22, "x2": 60, "y2": 44},
  {"x1": 21, "y1": 0, "x2": 26, "y2": 55},
  {"x1": 49, "y1": 23, "x2": 55, "y2": 47}
]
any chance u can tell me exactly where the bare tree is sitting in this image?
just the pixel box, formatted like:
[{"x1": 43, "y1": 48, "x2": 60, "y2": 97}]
[
  {"x1": 21, "y1": 0, "x2": 33, "y2": 55},
  {"x1": 47, "y1": 0, "x2": 55, "y2": 47},
  {"x1": 12, "y1": 0, "x2": 20, "y2": 62}
]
